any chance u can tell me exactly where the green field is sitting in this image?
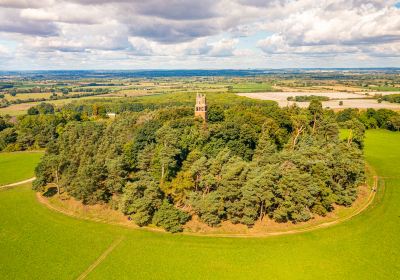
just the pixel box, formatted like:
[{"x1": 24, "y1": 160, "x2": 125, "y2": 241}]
[
  {"x1": 369, "y1": 86, "x2": 400, "y2": 92},
  {"x1": 229, "y1": 82, "x2": 279, "y2": 93},
  {"x1": 0, "y1": 130, "x2": 399, "y2": 279},
  {"x1": 0, "y1": 151, "x2": 43, "y2": 185}
]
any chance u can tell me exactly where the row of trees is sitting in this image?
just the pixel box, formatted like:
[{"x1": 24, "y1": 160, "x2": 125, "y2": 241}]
[
  {"x1": 32, "y1": 98, "x2": 366, "y2": 232},
  {"x1": 1, "y1": 86, "x2": 109, "y2": 95},
  {"x1": 382, "y1": 94, "x2": 400, "y2": 104},
  {"x1": 287, "y1": 95, "x2": 330, "y2": 102},
  {"x1": 336, "y1": 108, "x2": 400, "y2": 131}
]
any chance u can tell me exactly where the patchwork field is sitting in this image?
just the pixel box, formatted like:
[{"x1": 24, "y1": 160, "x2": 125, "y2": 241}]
[
  {"x1": 0, "y1": 130, "x2": 399, "y2": 279},
  {"x1": 228, "y1": 82, "x2": 279, "y2": 93},
  {"x1": 239, "y1": 92, "x2": 400, "y2": 109},
  {"x1": 0, "y1": 96, "x2": 114, "y2": 116}
]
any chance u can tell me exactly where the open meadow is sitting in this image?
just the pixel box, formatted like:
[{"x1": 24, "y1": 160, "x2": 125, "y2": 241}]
[
  {"x1": 0, "y1": 151, "x2": 43, "y2": 186},
  {"x1": 0, "y1": 130, "x2": 399, "y2": 279}
]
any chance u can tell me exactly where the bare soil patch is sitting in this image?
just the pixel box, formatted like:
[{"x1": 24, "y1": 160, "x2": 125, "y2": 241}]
[{"x1": 239, "y1": 92, "x2": 400, "y2": 110}]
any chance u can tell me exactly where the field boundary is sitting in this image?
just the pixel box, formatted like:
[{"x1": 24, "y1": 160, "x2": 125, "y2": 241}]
[{"x1": 76, "y1": 236, "x2": 125, "y2": 280}]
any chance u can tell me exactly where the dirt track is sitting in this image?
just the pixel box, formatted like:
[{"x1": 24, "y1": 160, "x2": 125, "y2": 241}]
[{"x1": 0, "y1": 177, "x2": 36, "y2": 190}]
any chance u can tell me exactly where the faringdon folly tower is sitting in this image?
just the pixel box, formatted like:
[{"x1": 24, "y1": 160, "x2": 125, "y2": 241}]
[{"x1": 195, "y1": 93, "x2": 207, "y2": 121}]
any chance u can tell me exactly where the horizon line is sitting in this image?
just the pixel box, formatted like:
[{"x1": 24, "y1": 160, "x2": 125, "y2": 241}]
[{"x1": 1, "y1": 67, "x2": 400, "y2": 72}]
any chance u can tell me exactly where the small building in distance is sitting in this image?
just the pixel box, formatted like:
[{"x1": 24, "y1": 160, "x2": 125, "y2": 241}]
[
  {"x1": 195, "y1": 93, "x2": 207, "y2": 121},
  {"x1": 106, "y1": 112, "x2": 117, "y2": 119}
]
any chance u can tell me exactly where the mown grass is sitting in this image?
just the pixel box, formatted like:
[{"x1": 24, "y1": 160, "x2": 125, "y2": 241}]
[
  {"x1": 0, "y1": 151, "x2": 43, "y2": 185},
  {"x1": 0, "y1": 130, "x2": 399, "y2": 279},
  {"x1": 0, "y1": 185, "x2": 121, "y2": 279}
]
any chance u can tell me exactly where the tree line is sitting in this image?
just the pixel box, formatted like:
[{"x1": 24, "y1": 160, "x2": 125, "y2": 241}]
[
  {"x1": 381, "y1": 94, "x2": 400, "y2": 104},
  {"x1": 336, "y1": 108, "x2": 400, "y2": 131}
]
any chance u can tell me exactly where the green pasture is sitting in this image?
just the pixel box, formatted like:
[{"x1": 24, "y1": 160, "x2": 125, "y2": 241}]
[
  {"x1": 0, "y1": 151, "x2": 43, "y2": 185},
  {"x1": 369, "y1": 86, "x2": 400, "y2": 92},
  {"x1": 0, "y1": 130, "x2": 399, "y2": 279},
  {"x1": 228, "y1": 82, "x2": 279, "y2": 93}
]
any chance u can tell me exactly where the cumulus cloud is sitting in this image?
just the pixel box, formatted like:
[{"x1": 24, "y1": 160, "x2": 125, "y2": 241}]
[
  {"x1": 237, "y1": 0, "x2": 286, "y2": 8},
  {"x1": 20, "y1": 8, "x2": 58, "y2": 21},
  {"x1": 19, "y1": 3, "x2": 103, "y2": 24},
  {"x1": 127, "y1": 37, "x2": 238, "y2": 57},
  {"x1": 0, "y1": 44, "x2": 11, "y2": 56},
  {"x1": 0, "y1": 0, "x2": 399, "y2": 69},
  {"x1": 256, "y1": 0, "x2": 400, "y2": 58},
  {"x1": 67, "y1": 0, "x2": 219, "y2": 20},
  {"x1": 0, "y1": 0, "x2": 54, "y2": 9},
  {"x1": 0, "y1": 8, "x2": 58, "y2": 36},
  {"x1": 132, "y1": 0, "x2": 219, "y2": 20},
  {"x1": 125, "y1": 17, "x2": 220, "y2": 43},
  {"x1": 208, "y1": 39, "x2": 238, "y2": 57},
  {"x1": 26, "y1": 21, "x2": 131, "y2": 52}
]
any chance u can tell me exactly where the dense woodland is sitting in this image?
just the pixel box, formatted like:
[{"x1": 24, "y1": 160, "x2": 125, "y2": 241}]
[
  {"x1": 0, "y1": 93, "x2": 367, "y2": 232},
  {"x1": 336, "y1": 107, "x2": 400, "y2": 131},
  {"x1": 1, "y1": 92, "x2": 399, "y2": 153},
  {"x1": 2, "y1": 92, "x2": 399, "y2": 232}
]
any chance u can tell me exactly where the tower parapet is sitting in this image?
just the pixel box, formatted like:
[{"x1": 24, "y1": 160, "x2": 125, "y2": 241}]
[{"x1": 195, "y1": 93, "x2": 207, "y2": 121}]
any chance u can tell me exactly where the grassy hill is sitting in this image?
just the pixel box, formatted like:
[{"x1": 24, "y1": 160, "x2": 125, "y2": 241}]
[{"x1": 0, "y1": 130, "x2": 399, "y2": 279}]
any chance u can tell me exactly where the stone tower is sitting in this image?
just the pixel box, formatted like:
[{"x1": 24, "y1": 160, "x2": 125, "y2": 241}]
[{"x1": 195, "y1": 93, "x2": 207, "y2": 121}]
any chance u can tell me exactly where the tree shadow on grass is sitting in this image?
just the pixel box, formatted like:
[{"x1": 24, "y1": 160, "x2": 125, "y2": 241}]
[{"x1": 43, "y1": 187, "x2": 58, "y2": 197}]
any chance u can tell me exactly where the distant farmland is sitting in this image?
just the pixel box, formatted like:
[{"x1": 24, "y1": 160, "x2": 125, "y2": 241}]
[{"x1": 239, "y1": 91, "x2": 400, "y2": 109}]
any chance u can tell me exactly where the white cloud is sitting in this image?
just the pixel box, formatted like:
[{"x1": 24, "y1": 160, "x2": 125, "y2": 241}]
[
  {"x1": 208, "y1": 38, "x2": 238, "y2": 57},
  {"x1": 20, "y1": 8, "x2": 58, "y2": 21},
  {"x1": 0, "y1": 0, "x2": 400, "y2": 69},
  {"x1": 127, "y1": 37, "x2": 238, "y2": 57},
  {"x1": 0, "y1": 0, "x2": 54, "y2": 9},
  {"x1": 256, "y1": 0, "x2": 400, "y2": 58}
]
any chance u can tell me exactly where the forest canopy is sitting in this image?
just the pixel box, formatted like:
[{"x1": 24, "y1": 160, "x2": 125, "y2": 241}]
[{"x1": 31, "y1": 94, "x2": 366, "y2": 232}]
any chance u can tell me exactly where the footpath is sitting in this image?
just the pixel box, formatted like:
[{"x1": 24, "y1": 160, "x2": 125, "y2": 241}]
[{"x1": 0, "y1": 177, "x2": 36, "y2": 190}]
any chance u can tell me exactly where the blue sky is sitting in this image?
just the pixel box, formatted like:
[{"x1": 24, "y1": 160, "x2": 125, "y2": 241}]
[{"x1": 0, "y1": 0, "x2": 399, "y2": 70}]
